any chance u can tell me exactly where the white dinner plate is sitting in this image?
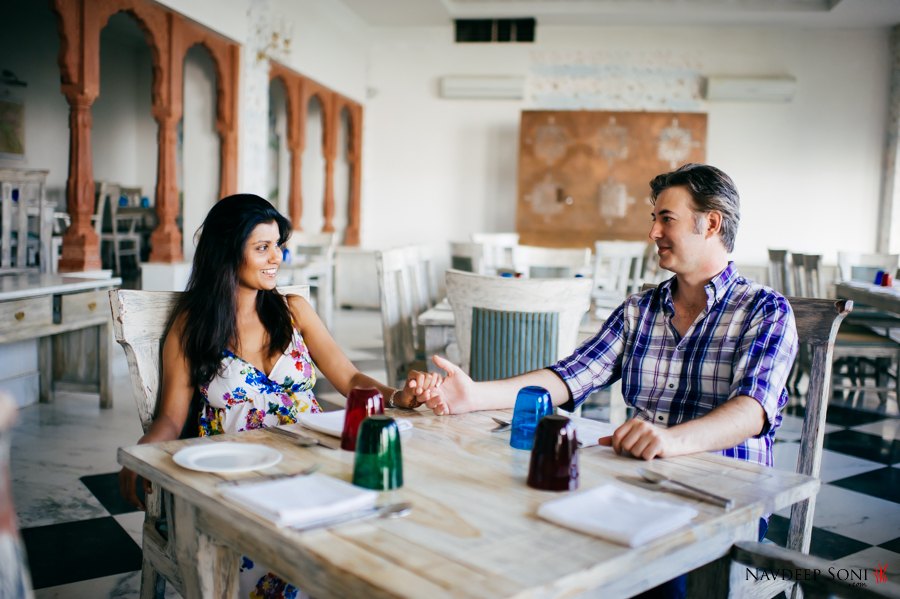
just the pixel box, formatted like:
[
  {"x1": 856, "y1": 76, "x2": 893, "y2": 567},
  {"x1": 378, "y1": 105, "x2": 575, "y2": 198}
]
[{"x1": 172, "y1": 442, "x2": 282, "y2": 473}]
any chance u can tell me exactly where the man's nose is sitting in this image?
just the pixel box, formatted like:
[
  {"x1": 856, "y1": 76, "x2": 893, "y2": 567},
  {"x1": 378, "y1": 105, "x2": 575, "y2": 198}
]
[{"x1": 649, "y1": 222, "x2": 662, "y2": 240}]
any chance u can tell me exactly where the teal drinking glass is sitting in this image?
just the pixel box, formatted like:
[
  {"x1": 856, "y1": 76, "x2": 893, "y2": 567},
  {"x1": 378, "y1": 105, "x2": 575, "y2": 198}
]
[
  {"x1": 352, "y1": 416, "x2": 403, "y2": 490},
  {"x1": 510, "y1": 386, "x2": 553, "y2": 450}
]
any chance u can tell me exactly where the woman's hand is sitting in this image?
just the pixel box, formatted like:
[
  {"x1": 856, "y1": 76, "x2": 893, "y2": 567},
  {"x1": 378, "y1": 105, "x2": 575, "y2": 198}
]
[
  {"x1": 119, "y1": 466, "x2": 150, "y2": 511},
  {"x1": 397, "y1": 370, "x2": 443, "y2": 408}
]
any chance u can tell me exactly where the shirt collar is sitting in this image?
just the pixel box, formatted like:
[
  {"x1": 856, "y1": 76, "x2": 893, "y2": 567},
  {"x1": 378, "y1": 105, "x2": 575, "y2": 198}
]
[{"x1": 658, "y1": 261, "x2": 738, "y2": 314}]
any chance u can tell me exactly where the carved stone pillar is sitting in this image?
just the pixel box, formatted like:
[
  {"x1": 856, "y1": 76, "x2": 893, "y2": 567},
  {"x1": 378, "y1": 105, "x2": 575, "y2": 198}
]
[
  {"x1": 149, "y1": 112, "x2": 183, "y2": 262},
  {"x1": 58, "y1": 93, "x2": 101, "y2": 271}
]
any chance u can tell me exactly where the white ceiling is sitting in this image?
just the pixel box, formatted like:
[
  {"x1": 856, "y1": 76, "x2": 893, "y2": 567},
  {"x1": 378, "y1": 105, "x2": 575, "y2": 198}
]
[{"x1": 337, "y1": 0, "x2": 900, "y2": 28}]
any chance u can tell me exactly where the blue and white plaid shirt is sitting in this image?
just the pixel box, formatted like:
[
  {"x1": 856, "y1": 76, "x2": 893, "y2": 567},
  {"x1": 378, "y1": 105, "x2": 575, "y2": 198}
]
[{"x1": 550, "y1": 263, "x2": 798, "y2": 467}]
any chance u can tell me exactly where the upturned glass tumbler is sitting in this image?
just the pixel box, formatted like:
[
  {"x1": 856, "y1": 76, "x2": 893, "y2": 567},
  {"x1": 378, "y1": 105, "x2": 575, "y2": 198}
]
[
  {"x1": 510, "y1": 386, "x2": 553, "y2": 450},
  {"x1": 352, "y1": 416, "x2": 403, "y2": 491},
  {"x1": 341, "y1": 387, "x2": 385, "y2": 451},
  {"x1": 527, "y1": 415, "x2": 579, "y2": 491}
]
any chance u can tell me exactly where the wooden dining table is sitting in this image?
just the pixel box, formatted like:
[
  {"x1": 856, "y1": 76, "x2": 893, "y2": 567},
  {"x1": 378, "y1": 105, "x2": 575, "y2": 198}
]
[
  {"x1": 835, "y1": 281, "x2": 900, "y2": 315},
  {"x1": 119, "y1": 408, "x2": 818, "y2": 598}
]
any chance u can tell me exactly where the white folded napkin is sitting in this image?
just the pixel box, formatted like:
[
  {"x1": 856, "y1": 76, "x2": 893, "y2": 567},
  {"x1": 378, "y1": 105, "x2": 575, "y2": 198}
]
[
  {"x1": 221, "y1": 473, "x2": 377, "y2": 527},
  {"x1": 569, "y1": 417, "x2": 617, "y2": 448},
  {"x1": 297, "y1": 410, "x2": 413, "y2": 438},
  {"x1": 537, "y1": 484, "x2": 698, "y2": 547}
]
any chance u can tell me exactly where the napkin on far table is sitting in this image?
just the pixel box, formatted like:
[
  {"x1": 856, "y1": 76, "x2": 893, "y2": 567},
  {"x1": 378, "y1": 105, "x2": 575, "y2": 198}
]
[
  {"x1": 220, "y1": 473, "x2": 377, "y2": 527},
  {"x1": 296, "y1": 410, "x2": 413, "y2": 437},
  {"x1": 537, "y1": 484, "x2": 698, "y2": 547}
]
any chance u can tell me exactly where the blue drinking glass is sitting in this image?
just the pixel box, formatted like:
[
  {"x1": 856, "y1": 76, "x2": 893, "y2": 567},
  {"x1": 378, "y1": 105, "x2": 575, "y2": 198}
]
[{"x1": 510, "y1": 386, "x2": 553, "y2": 450}]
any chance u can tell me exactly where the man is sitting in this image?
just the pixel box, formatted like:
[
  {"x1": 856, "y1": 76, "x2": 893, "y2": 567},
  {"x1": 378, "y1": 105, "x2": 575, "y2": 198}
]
[{"x1": 425, "y1": 163, "x2": 798, "y2": 469}]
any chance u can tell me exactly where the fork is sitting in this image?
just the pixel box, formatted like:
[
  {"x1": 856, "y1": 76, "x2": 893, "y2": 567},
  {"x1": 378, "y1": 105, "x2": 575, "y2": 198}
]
[
  {"x1": 490, "y1": 417, "x2": 511, "y2": 433},
  {"x1": 218, "y1": 463, "x2": 321, "y2": 487},
  {"x1": 267, "y1": 426, "x2": 338, "y2": 450}
]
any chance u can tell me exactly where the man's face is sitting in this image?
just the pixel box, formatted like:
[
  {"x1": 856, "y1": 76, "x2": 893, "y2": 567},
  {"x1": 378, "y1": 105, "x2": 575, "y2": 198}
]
[{"x1": 649, "y1": 185, "x2": 710, "y2": 276}]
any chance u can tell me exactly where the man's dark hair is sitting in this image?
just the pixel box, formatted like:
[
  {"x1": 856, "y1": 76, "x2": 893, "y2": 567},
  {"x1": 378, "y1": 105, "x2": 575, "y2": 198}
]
[{"x1": 649, "y1": 163, "x2": 741, "y2": 252}]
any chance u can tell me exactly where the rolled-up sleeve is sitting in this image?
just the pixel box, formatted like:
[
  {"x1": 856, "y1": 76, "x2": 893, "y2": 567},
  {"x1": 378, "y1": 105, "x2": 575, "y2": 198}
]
[
  {"x1": 549, "y1": 303, "x2": 629, "y2": 411},
  {"x1": 729, "y1": 293, "x2": 798, "y2": 436}
]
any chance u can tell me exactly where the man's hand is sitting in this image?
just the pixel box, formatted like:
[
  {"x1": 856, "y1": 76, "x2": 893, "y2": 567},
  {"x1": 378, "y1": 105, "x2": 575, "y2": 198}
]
[
  {"x1": 599, "y1": 419, "x2": 677, "y2": 460},
  {"x1": 427, "y1": 355, "x2": 477, "y2": 415}
]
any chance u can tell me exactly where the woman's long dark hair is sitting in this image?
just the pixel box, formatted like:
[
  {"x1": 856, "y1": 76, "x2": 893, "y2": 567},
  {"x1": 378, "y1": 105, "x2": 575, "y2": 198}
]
[{"x1": 171, "y1": 194, "x2": 293, "y2": 388}]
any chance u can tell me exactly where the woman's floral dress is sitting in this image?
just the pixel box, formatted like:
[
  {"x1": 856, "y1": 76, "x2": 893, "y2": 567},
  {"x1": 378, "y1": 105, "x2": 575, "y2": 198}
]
[{"x1": 199, "y1": 326, "x2": 321, "y2": 599}]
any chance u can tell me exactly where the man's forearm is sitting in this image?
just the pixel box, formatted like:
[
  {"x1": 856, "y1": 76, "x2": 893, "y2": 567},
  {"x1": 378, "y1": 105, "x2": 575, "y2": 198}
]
[
  {"x1": 666, "y1": 395, "x2": 767, "y2": 456},
  {"x1": 471, "y1": 369, "x2": 571, "y2": 411}
]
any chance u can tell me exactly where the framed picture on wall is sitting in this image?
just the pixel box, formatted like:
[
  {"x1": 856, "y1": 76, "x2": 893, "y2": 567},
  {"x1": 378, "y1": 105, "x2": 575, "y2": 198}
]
[{"x1": 0, "y1": 81, "x2": 25, "y2": 161}]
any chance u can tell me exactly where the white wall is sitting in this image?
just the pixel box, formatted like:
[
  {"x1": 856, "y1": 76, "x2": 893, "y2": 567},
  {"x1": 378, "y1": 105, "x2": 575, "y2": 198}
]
[
  {"x1": 362, "y1": 24, "x2": 894, "y2": 265},
  {"x1": 93, "y1": 14, "x2": 157, "y2": 203},
  {"x1": 1, "y1": 1, "x2": 74, "y2": 204},
  {"x1": 181, "y1": 47, "x2": 220, "y2": 260}
]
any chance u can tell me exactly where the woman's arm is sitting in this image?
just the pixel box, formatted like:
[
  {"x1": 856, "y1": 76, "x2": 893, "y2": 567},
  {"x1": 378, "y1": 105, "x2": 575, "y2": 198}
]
[
  {"x1": 119, "y1": 316, "x2": 195, "y2": 508},
  {"x1": 287, "y1": 295, "x2": 437, "y2": 408}
]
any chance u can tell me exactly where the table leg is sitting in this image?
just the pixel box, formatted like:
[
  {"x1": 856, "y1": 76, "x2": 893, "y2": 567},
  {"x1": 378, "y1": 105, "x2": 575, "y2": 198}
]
[
  {"x1": 38, "y1": 336, "x2": 53, "y2": 404},
  {"x1": 99, "y1": 322, "x2": 112, "y2": 409},
  {"x1": 687, "y1": 519, "x2": 757, "y2": 598},
  {"x1": 173, "y1": 496, "x2": 239, "y2": 598}
]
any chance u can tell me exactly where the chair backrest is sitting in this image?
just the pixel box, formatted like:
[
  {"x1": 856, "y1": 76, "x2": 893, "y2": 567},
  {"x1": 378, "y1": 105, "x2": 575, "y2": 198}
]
[
  {"x1": 801, "y1": 254, "x2": 823, "y2": 299},
  {"x1": 767, "y1": 249, "x2": 790, "y2": 294},
  {"x1": 513, "y1": 245, "x2": 592, "y2": 278},
  {"x1": 450, "y1": 241, "x2": 486, "y2": 274},
  {"x1": 445, "y1": 269, "x2": 592, "y2": 375},
  {"x1": 0, "y1": 393, "x2": 35, "y2": 599},
  {"x1": 593, "y1": 241, "x2": 647, "y2": 296},
  {"x1": 108, "y1": 284, "x2": 311, "y2": 433},
  {"x1": 471, "y1": 232, "x2": 519, "y2": 272},
  {"x1": 93, "y1": 181, "x2": 119, "y2": 236},
  {"x1": 375, "y1": 248, "x2": 419, "y2": 387},
  {"x1": 403, "y1": 245, "x2": 439, "y2": 315},
  {"x1": 784, "y1": 296, "x2": 851, "y2": 554},
  {"x1": 836, "y1": 251, "x2": 900, "y2": 283},
  {"x1": 790, "y1": 252, "x2": 807, "y2": 297}
]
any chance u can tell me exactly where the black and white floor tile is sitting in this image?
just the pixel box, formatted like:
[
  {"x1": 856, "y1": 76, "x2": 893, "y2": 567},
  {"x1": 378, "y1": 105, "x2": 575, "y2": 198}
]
[{"x1": 11, "y1": 309, "x2": 900, "y2": 597}]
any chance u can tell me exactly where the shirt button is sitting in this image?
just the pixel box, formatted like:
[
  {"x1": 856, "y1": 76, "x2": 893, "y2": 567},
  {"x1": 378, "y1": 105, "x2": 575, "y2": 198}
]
[
  {"x1": 657, "y1": 415, "x2": 665, "y2": 421},
  {"x1": 668, "y1": 383, "x2": 674, "y2": 388}
]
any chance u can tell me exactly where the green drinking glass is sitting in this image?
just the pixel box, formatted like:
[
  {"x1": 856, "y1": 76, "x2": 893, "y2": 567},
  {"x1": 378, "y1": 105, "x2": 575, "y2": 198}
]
[{"x1": 352, "y1": 416, "x2": 403, "y2": 491}]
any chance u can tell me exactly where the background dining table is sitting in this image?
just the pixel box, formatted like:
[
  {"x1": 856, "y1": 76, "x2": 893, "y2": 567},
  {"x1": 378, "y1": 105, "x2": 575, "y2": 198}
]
[{"x1": 119, "y1": 408, "x2": 819, "y2": 598}]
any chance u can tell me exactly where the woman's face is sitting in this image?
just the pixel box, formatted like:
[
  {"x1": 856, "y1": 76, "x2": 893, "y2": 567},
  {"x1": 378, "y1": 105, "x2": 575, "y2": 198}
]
[{"x1": 237, "y1": 221, "x2": 282, "y2": 291}]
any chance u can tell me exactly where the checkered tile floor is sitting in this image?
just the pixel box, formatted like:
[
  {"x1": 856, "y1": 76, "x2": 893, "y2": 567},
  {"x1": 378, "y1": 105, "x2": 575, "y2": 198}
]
[{"x1": 11, "y1": 309, "x2": 900, "y2": 597}]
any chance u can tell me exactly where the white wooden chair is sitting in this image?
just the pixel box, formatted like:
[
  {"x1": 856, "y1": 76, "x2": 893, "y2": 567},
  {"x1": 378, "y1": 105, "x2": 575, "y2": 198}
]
[
  {"x1": 94, "y1": 182, "x2": 142, "y2": 275},
  {"x1": 0, "y1": 168, "x2": 52, "y2": 273},
  {"x1": 283, "y1": 231, "x2": 336, "y2": 329},
  {"x1": 512, "y1": 245, "x2": 592, "y2": 279},
  {"x1": 444, "y1": 269, "x2": 592, "y2": 379},
  {"x1": 471, "y1": 232, "x2": 518, "y2": 274},
  {"x1": 592, "y1": 240, "x2": 647, "y2": 319},
  {"x1": 375, "y1": 248, "x2": 424, "y2": 387},
  {"x1": 108, "y1": 285, "x2": 309, "y2": 599},
  {"x1": 677, "y1": 296, "x2": 851, "y2": 597},
  {"x1": 767, "y1": 249, "x2": 791, "y2": 294},
  {"x1": 450, "y1": 241, "x2": 486, "y2": 274}
]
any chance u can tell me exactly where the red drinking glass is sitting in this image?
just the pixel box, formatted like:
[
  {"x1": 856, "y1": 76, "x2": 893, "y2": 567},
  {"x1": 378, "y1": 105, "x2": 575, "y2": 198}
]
[{"x1": 341, "y1": 388, "x2": 385, "y2": 451}]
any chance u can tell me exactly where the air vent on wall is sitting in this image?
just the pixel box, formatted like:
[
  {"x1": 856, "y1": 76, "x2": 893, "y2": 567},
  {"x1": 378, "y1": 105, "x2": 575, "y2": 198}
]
[
  {"x1": 439, "y1": 76, "x2": 525, "y2": 100},
  {"x1": 455, "y1": 18, "x2": 535, "y2": 43},
  {"x1": 704, "y1": 76, "x2": 797, "y2": 102}
]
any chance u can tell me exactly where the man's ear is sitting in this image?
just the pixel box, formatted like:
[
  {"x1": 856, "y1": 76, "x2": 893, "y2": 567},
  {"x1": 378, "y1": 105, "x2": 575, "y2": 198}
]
[{"x1": 706, "y1": 210, "x2": 723, "y2": 239}]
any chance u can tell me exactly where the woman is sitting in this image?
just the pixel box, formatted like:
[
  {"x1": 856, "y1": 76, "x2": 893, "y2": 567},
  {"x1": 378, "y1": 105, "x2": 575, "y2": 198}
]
[{"x1": 119, "y1": 194, "x2": 439, "y2": 598}]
